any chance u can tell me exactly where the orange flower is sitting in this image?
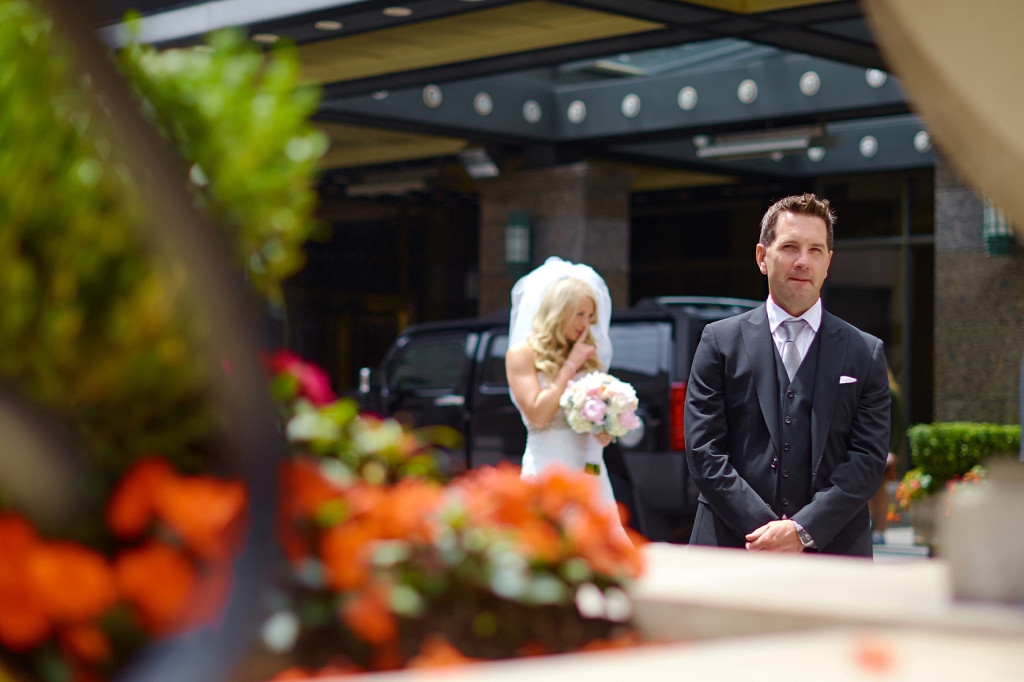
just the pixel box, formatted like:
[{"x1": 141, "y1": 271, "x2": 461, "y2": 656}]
[
  {"x1": 114, "y1": 541, "x2": 196, "y2": 636},
  {"x1": 514, "y1": 519, "x2": 564, "y2": 563},
  {"x1": 320, "y1": 522, "x2": 375, "y2": 591},
  {"x1": 407, "y1": 635, "x2": 477, "y2": 668},
  {"x1": 536, "y1": 466, "x2": 604, "y2": 518},
  {"x1": 851, "y1": 633, "x2": 900, "y2": 675},
  {"x1": 0, "y1": 537, "x2": 49, "y2": 650},
  {"x1": 154, "y1": 475, "x2": 248, "y2": 560},
  {"x1": 372, "y1": 479, "x2": 443, "y2": 541},
  {"x1": 341, "y1": 586, "x2": 397, "y2": 646},
  {"x1": 107, "y1": 456, "x2": 176, "y2": 539},
  {"x1": 26, "y1": 542, "x2": 117, "y2": 625},
  {"x1": 0, "y1": 512, "x2": 38, "y2": 552},
  {"x1": 279, "y1": 457, "x2": 344, "y2": 520},
  {"x1": 59, "y1": 624, "x2": 112, "y2": 663},
  {"x1": 570, "y1": 511, "x2": 643, "y2": 579}
]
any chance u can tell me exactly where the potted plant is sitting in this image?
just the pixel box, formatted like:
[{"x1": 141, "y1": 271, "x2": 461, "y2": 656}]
[{"x1": 892, "y1": 422, "x2": 1019, "y2": 553}]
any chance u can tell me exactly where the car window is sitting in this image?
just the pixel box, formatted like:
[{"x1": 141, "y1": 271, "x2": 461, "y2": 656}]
[
  {"x1": 608, "y1": 322, "x2": 671, "y2": 378},
  {"x1": 479, "y1": 323, "x2": 671, "y2": 388},
  {"x1": 389, "y1": 335, "x2": 468, "y2": 391},
  {"x1": 482, "y1": 333, "x2": 509, "y2": 387}
]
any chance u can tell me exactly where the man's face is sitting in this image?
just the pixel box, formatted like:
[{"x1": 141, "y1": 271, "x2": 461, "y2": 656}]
[
  {"x1": 563, "y1": 296, "x2": 595, "y2": 342},
  {"x1": 755, "y1": 211, "x2": 833, "y2": 317}
]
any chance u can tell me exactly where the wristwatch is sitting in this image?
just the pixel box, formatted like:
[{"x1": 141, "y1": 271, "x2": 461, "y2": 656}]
[{"x1": 793, "y1": 521, "x2": 815, "y2": 549}]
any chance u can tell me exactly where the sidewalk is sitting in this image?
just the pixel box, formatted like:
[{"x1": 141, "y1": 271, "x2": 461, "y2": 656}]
[{"x1": 873, "y1": 525, "x2": 931, "y2": 562}]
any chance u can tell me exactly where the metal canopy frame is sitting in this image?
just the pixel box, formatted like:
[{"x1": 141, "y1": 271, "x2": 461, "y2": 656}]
[{"x1": 97, "y1": 0, "x2": 933, "y2": 183}]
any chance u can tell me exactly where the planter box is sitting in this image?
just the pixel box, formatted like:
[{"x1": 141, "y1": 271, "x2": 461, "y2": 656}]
[{"x1": 268, "y1": 543, "x2": 1024, "y2": 681}]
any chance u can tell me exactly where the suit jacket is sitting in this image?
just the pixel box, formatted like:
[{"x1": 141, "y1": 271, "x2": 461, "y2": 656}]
[{"x1": 684, "y1": 303, "x2": 890, "y2": 557}]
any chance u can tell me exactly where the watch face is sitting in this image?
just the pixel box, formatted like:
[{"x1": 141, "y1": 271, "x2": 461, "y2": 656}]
[{"x1": 798, "y1": 528, "x2": 813, "y2": 547}]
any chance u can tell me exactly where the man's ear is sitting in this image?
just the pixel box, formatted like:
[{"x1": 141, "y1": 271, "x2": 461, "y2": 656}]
[{"x1": 755, "y1": 243, "x2": 768, "y2": 275}]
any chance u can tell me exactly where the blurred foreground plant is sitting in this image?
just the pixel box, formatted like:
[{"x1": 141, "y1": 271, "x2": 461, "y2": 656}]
[
  {"x1": 0, "y1": 460, "x2": 247, "y2": 681},
  {"x1": 0, "y1": 0, "x2": 324, "y2": 473},
  {"x1": 0, "y1": 2, "x2": 645, "y2": 678},
  {"x1": 272, "y1": 462, "x2": 642, "y2": 675},
  {"x1": 261, "y1": 353, "x2": 644, "y2": 676},
  {"x1": 1, "y1": 1, "x2": 323, "y2": 679}
]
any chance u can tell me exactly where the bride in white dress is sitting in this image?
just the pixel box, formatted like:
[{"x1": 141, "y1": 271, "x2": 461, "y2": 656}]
[{"x1": 504, "y1": 257, "x2": 620, "y2": 512}]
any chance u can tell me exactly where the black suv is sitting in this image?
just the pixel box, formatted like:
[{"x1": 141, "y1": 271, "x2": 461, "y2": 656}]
[{"x1": 358, "y1": 296, "x2": 759, "y2": 542}]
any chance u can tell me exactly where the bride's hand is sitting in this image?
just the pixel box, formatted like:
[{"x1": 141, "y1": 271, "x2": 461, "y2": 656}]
[
  {"x1": 567, "y1": 335, "x2": 595, "y2": 371},
  {"x1": 595, "y1": 432, "x2": 614, "y2": 447}
]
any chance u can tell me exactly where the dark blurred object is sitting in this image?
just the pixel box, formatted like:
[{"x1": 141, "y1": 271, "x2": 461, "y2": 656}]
[{"x1": 0, "y1": 387, "x2": 85, "y2": 532}]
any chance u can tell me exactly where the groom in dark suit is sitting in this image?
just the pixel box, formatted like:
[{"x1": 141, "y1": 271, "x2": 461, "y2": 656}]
[{"x1": 685, "y1": 193, "x2": 890, "y2": 557}]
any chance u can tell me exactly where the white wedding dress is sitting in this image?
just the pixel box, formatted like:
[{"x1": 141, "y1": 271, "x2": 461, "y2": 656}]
[
  {"x1": 519, "y1": 373, "x2": 617, "y2": 507},
  {"x1": 507, "y1": 257, "x2": 627, "y2": 538}
]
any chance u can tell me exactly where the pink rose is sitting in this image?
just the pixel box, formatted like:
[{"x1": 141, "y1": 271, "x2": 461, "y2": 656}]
[
  {"x1": 267, "y1": 349, "x2": 337, "y2": 406},
  {"x1": 580, "y1": 398, "x2": 607, "y2": 423},
  {"x1": 619, "y1": 410, "x2": 640, "y2": 429}
]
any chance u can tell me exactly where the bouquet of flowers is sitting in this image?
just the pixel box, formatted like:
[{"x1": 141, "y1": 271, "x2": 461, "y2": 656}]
[{"x1": 560, "y1": 372, "x2": 640, "y2": 439}]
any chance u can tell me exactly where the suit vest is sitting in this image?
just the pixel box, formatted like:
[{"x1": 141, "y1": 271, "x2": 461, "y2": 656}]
[{"x1": 771, "y1": 330, "x2": 821, "y2": 517}]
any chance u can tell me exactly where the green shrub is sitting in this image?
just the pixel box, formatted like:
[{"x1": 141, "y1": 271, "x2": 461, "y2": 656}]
[
  {"x1": 0, "y1": 0, "x2": 324, "y2": 476},
  {"x1": 118, "y1": 27, "x2": 328, "y2": 306},
  {"x1": 907, "y1": 422, "x2": 1020, "y2": 487}
]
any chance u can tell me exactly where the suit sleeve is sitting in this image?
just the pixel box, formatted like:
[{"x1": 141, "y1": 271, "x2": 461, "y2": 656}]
[
  {"x1": 792, "y1": 337, "x2": 890, "y2": 547},
  {"x1": 685, "y1": 324, "x2": 778, "y2": 538}
]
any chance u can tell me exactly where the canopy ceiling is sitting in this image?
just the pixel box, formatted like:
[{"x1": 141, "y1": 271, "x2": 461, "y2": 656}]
[{"x1": 97, "y1": 0, "x2": 933, "y2": 193}]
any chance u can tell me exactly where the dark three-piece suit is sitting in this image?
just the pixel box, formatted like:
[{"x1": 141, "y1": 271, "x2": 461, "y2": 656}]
[{"x1": 685, "y1": 303, "x2": 890, "y2": 557}]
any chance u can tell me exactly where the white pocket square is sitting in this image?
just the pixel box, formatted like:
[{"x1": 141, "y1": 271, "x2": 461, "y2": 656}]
[{"x1": 839, "y1": 375, "x2": 858, "y2": 384}]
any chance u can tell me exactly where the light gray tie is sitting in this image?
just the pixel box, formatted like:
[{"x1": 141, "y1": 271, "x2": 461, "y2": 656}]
[{"x1": 781, "y1": 319, "x2": 807, "y2": 381}]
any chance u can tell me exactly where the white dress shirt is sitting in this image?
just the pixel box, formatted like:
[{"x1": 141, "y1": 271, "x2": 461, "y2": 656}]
[{"x1": 766, "y1": 295, "x2": 822, "y2": 366}]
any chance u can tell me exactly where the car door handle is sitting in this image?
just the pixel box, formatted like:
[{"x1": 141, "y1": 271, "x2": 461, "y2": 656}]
[{"x1": 433, "y1": 395, "x2": 465, "y2": 407}]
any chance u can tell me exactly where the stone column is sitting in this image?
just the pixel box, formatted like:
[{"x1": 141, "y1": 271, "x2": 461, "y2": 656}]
[
  {"x1": 477, "y1": 162, "x2": 633, "y2": 316},
  {"x1": 934, "y1": 152, "x2": 1024, "y2": 423}
]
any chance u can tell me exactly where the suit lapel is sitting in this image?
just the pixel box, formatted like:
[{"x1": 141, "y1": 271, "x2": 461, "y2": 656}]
[
  {"x1": 740, "y1": 305, "x2": 780, "y2": 456},
  {"x1": 811, "y1": 311, "x2": 847, "y2": 482}
]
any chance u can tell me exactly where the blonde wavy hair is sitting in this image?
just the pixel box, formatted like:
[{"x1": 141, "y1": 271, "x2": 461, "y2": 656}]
[{"x1": 527, "y1": 277, "x2": 603, "y2": 382}]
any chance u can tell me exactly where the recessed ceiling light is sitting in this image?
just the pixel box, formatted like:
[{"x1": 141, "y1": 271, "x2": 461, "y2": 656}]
[
  {"x1": 314, "y1": 20, "x2": 343, "y2": 31},
  {"x1": 383, "y1": 6, "x2": 413, "y2": 17},
  {"x1": 251, "y1": 33, "x2": 280, "y2": 44}
]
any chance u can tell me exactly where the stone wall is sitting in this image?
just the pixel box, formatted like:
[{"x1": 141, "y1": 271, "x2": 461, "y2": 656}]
[
  {"x1": 477, "y1": 162, "x2": 633, "y2": 315},
  {"x1": 934, "y1": 154, "x2": 1024, "y2": 423}
]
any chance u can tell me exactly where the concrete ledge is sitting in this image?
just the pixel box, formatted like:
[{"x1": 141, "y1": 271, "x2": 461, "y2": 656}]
[
  {"x1": 633, "y1": 543, "x2": 1024, "y2": 641},
  {"x1": 327, "y1": 628, "x2": 1024, "y2": 681},
  {"x1": 271, "y1": 542, "x2": 1024, "y2": 680}
]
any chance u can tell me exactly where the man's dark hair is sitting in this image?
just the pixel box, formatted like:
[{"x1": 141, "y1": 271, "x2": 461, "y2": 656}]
[{"x1": 759, "y1": 193, "x2": 836, "y2": 250}]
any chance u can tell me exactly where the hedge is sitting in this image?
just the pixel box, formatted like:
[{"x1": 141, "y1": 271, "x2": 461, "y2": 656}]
[{"x1": 907, "y1": 422, "x2": 1020, "y2": 486}]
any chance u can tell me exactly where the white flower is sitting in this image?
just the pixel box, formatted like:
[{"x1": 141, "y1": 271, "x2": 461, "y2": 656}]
[{"x1": 559, "y1": 372, "x2": 640, "y2": 439}]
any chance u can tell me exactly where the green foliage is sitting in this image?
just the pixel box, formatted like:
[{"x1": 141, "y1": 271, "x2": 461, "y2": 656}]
[
  {"x1": 284, "y1": 398, "x2": 454, "y2": 484},
  {"x1": 907, "y1": 422, "x2": 1020, "y2": 488},
  {"x1": 0, "y1": 0, "x2": 210, "y2": 469},
  {"x1": 118, "y1": 29, "x2": 328, "y2": 305},
  {"x1": 0, "y1": 1, "x2": 325, "y2": 474}
]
